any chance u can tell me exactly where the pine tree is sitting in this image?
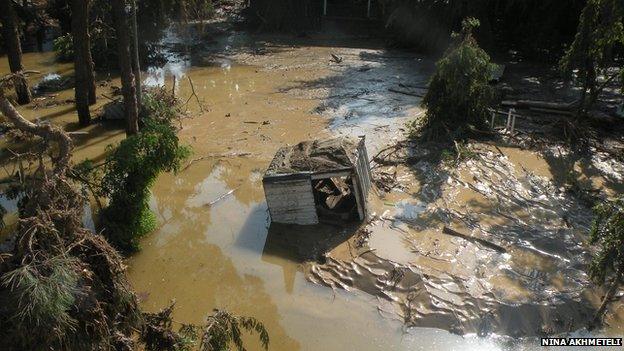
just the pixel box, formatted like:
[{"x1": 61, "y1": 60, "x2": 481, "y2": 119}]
[{"x1": 415, "y1": 18, "x2": 494, "y2": 140}]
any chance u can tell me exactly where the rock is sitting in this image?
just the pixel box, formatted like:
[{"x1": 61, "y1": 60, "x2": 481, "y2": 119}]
[
  {"x1": 99, "y1": 100, "x2": 125, "y2": 120},
  {"x1": 34, "y1": 73, "x2": 71, "y2": 93}
]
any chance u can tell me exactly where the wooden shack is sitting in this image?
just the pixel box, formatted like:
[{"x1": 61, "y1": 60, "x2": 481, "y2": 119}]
[{"x1": 263, "y1": 136, "x2": 372, "y2": 225}]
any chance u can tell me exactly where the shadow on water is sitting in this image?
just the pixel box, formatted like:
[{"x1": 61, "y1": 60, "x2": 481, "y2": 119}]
[
  {"x1": 261, "y1": 222, "x2": 359, "y2": 292},
  {"x1": 231, "y1": 198, "x2": 360, "y2": 293}
]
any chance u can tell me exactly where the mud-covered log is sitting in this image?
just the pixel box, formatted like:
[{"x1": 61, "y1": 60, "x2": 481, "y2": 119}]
[{"x1": 442, "y1": 226, "x2": 507, "y2": 253}]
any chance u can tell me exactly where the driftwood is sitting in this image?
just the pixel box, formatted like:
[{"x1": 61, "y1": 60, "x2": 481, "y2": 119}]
[
  {"x1": 184, "y1": 76, "x2": 204, "y2": 112},
  {"x1": 330, "y1": 53, "x2": 343, "y2": 64},
  {"x1": 205, "y1": 187, "x2": 239, "y2": 207},
  {"x1": 588, "y1": 109, "x2": 619, "y2": 124},
  {"x1": 0, "y1": 75, "x2": 141, "y2": 348},
  {"x1": 502, "y1": 99, "x2": 577, "y2": 112},
  {"x1": 388, "y1": 87, "x2": 424, "y2": 98},
  {"x1": 370, "y1": 141, "x2": 407, "y2": 168},
  {"x1": 442, "y1": 226, "x2": 507, "y2": 254},
  {"x1": 398, "y1": 83, "x2": 428, "y2": 90},
  {"x1": 182, "y1": 152, "x2": 252, "y2": 171}
]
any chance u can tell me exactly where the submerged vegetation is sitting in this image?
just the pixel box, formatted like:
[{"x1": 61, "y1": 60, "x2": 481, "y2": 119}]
[
  {"x1": 141, "y1": 305, "x2": 269, "y2": 351},
  {"x1": 97, "y1": 90, "x2": 190, "y2": 252}
]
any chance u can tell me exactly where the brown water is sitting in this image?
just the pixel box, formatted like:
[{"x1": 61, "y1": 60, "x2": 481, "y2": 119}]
[{"x1": 2, "y1": 24, "x2": 623, "y2": 350}]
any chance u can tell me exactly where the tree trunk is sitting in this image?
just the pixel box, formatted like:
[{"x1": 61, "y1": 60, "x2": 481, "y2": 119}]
[
  {"x1": 112, "y1": 0, "x2": 139, "y2": 135},
  {"x1": 0, "y1": 89, "x2": 72, "y2": 175},
  {"x1": 592, "y1": 266, "x2": 623, "y2": 328},
  {"x1": 130, "y1": 0, "x2": 142, "y2": 108},
  {"x1": 0, "y1": 0, "x2": 31, "y2": 105},
  {"x1": 71, "y1": 0, "x2": 95, "y2": 126}
]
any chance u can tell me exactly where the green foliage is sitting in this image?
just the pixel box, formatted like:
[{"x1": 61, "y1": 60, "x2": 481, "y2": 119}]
[
  {"x1": 1, "y1": 256, "x2": 80, "y2": 347},
  {"x1": 99, "y1": 91, "x2": 190, "y2": 253},
  {"x1": 139, "y1": 304, "x2": 269, "y2": 351},
  {"x1": 589, "y1": 197, "x2": 624, "y2": 283},
  {"x1": 200, "y1": 310, "x2": 269, "y2": 351},
  {"x1": 560, "y1": 0, "x2": 624, "y2": 109},
  {"x1": 52, "y1": 34, "x2": 74, "y2": 62},
  {"x1": 49, "y1": 0, "x2": 117, "y2": 69},
  {"x1": 412, "y1": 18, "x2": 495, "y2": 141},
  {"x1": 141, "y1": 303, "x2": 198, "y2": 351}
]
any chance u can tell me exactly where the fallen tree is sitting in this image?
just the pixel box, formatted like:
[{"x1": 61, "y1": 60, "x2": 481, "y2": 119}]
[
  {"x1": 0, "y1": 75, "x2": 140, "y2": 350},
  {"x1": 0, "y1": 76, "x2": 269, "y2": 350}
]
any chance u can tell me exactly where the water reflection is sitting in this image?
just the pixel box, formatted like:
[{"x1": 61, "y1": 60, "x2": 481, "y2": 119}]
[{"x1": 2, "y1": 20, "x2": 622, "y2": 349}]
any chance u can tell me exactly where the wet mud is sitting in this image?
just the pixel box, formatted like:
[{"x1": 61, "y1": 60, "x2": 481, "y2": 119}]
[
  {"x1": 1, "y1": 20, "x2": 623, "y2": 350},
  {"x1": 307, "y1": 144, "x2": 615, "y2": 337}
]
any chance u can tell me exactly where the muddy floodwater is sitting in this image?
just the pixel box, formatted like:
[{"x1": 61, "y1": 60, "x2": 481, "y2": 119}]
[{"x1": 2, "y1": 24, "x2": 624, "y2": 350}]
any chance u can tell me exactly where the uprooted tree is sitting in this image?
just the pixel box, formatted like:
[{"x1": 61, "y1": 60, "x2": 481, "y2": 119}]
[
  {"x1": 0, "y1": 75, "x2": 140, "y2": 350},
  {"x1": 0, "y1": 75, "x2": 268, "y2": 350},
  {"x1": 412, "y1": 18, "x2": 495, "y2": 141},
  {"x1": 588, "y1": 197, "x2": 624, "y2": 328}
]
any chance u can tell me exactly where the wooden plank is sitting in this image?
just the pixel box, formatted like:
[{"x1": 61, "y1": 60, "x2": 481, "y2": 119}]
[
  {"x1": 263, "y1": 172, "x2": 312, "y2": 183},
  {"x1": 357, "y1": 137, "x2": 372, "y2": 195},
  {"x1": 352, "y1": 176, "x2": 365, "y2": 220},
  {"x1": 264, "y1": 188, "x2": 314, "y2": 197},
  {"x1": 264, "y1": 177, "x2": 319, "y2": 225},
  {"x1": 310, "y1": 171, "x2": 352, "y2": 180}
]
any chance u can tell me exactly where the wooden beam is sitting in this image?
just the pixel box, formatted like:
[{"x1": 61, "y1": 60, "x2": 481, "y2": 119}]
[
  {"x1": 352, "y1": 176, "x2": 365, "y2": 221},
  {"x1": 310, "y1": 171, "x2": 352, "y2": 180}
]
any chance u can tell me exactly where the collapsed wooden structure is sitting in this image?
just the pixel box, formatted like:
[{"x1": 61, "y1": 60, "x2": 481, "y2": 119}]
[{"x1": 263, "y1": 136, "x2": 372, "y2": 225}]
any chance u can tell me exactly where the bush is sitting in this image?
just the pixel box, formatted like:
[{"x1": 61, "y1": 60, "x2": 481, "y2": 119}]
[
  {"x1": 98, "y1": 90, "x2": 190, "y2": 253},
  {"x1": 52, "y1": 34, "x2": 74, "y2": 62},
  {"x1": 411, "y1": 18, "x2": 495, "y2": 141}
]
